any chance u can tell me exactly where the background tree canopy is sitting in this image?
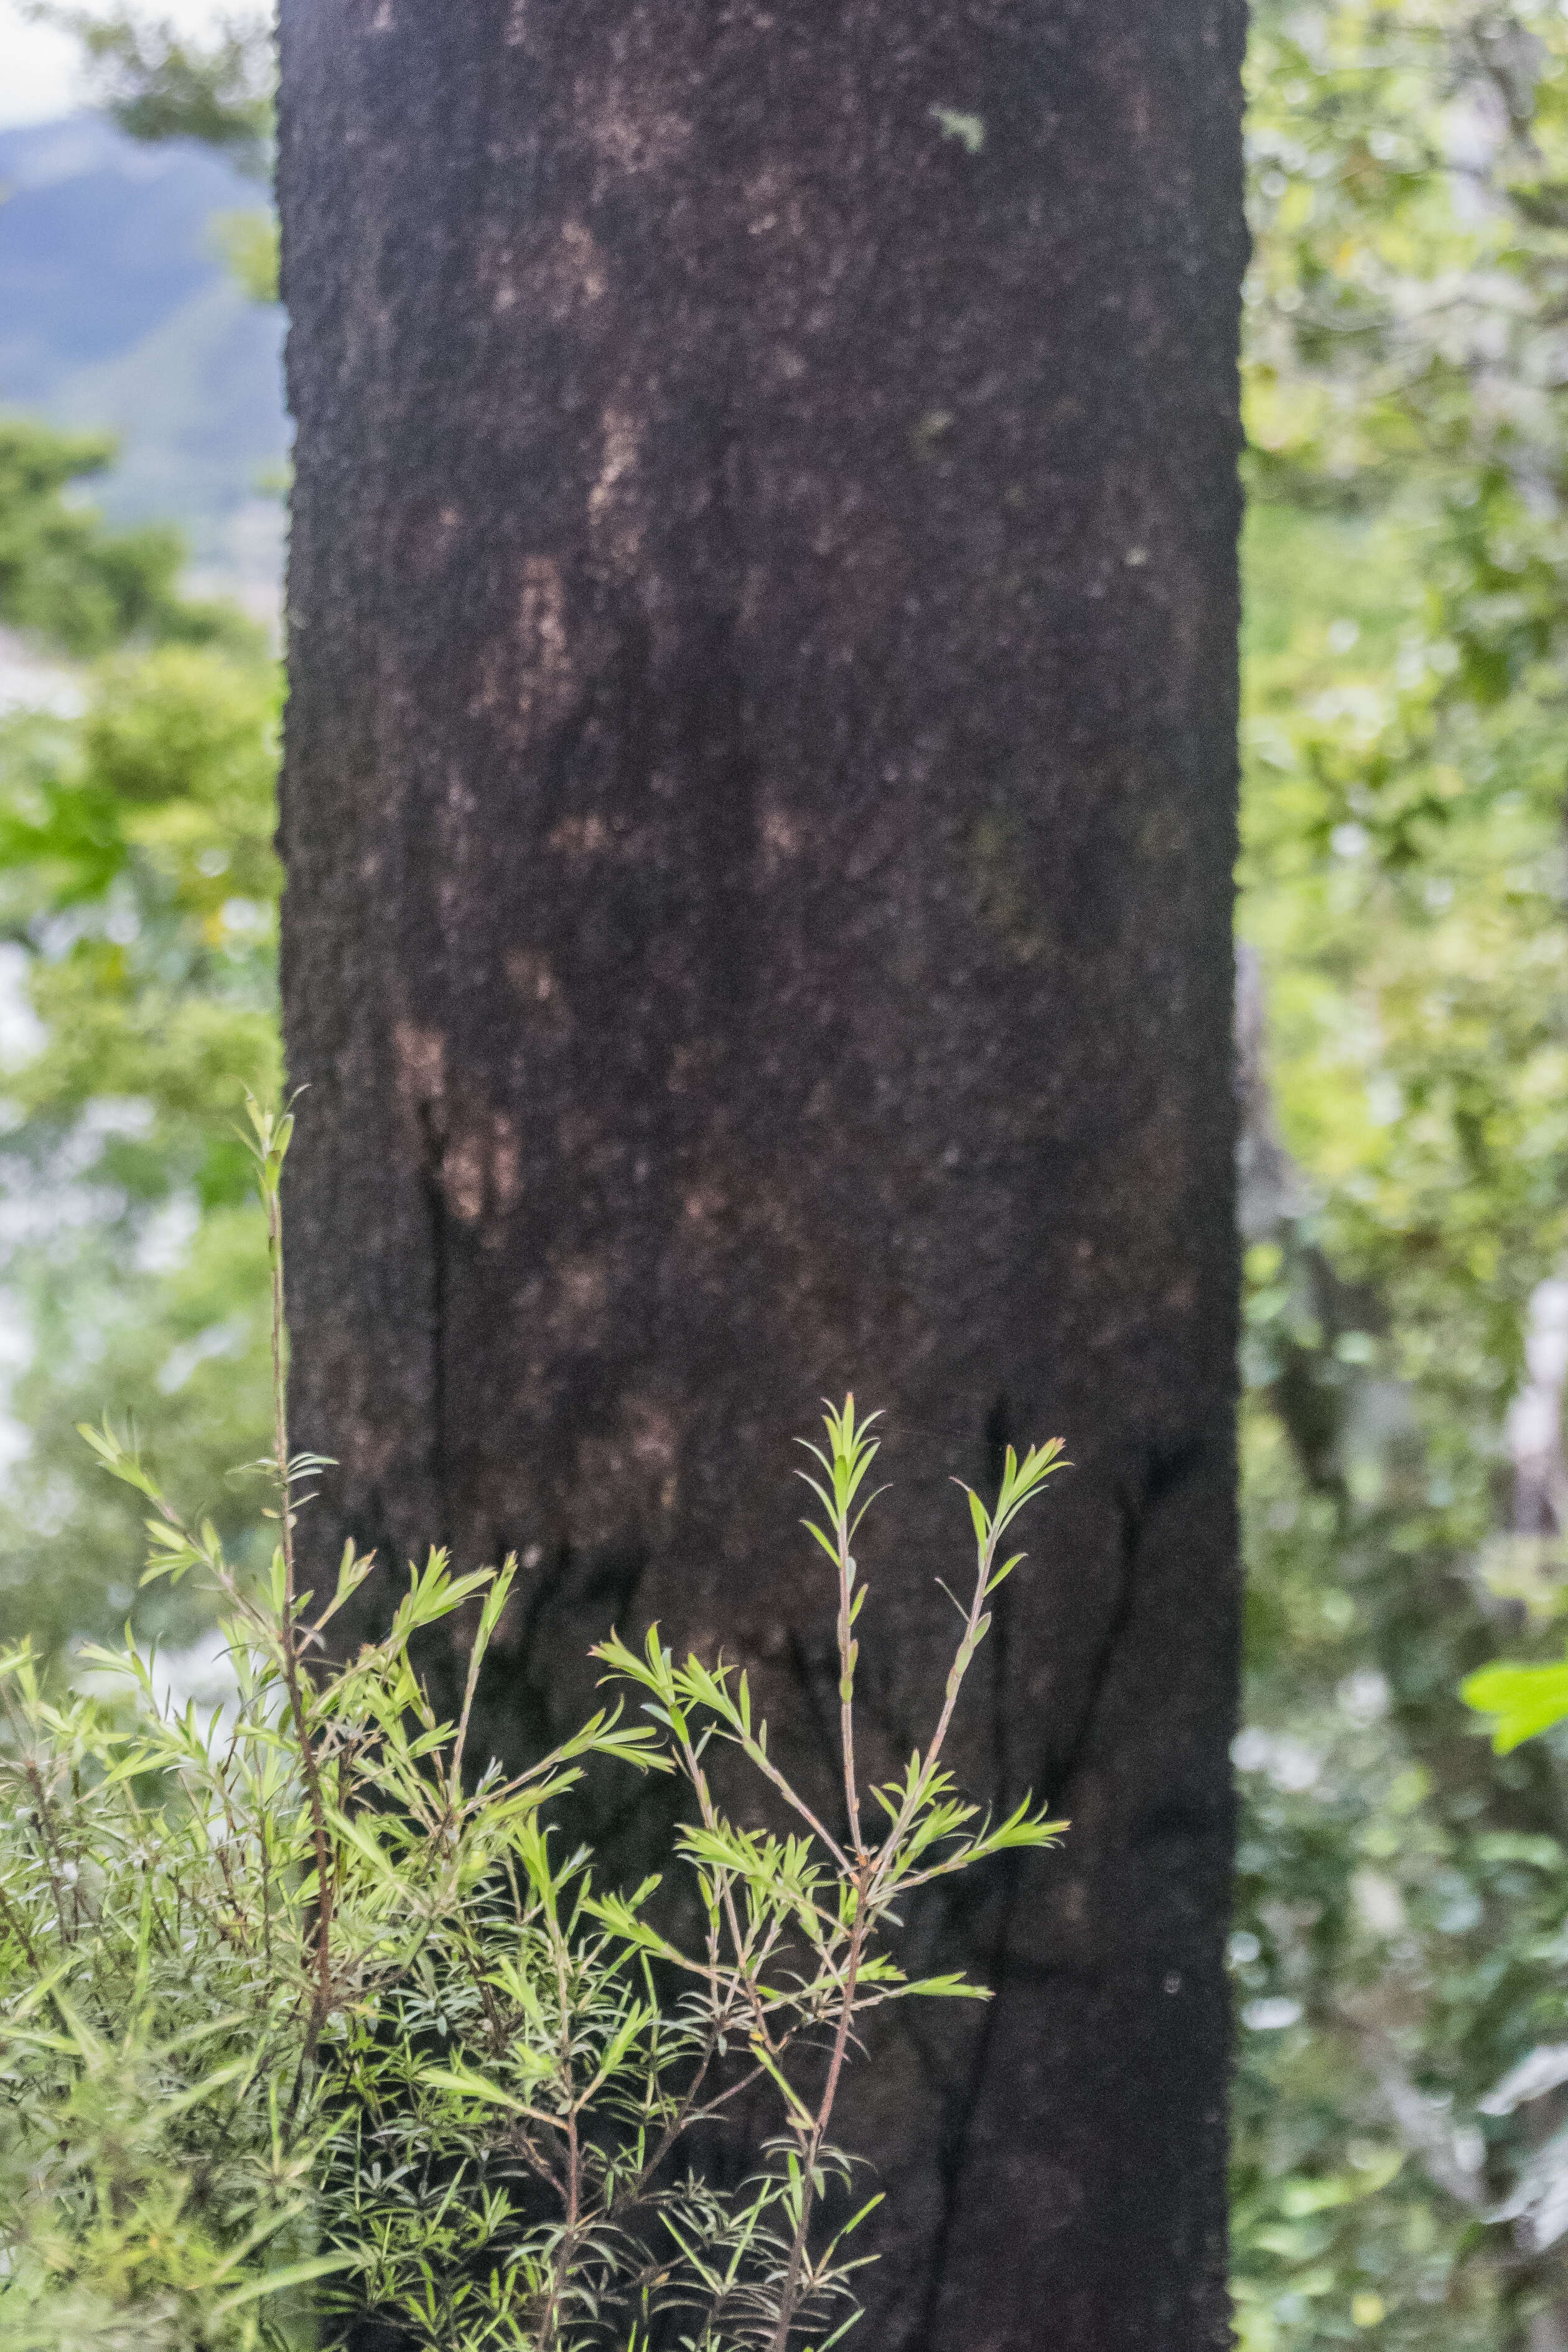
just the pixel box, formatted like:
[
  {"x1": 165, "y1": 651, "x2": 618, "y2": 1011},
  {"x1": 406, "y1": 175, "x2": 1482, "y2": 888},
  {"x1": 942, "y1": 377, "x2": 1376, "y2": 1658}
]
[
  {"x1": 0, "y1": 414, "x2": 278, "y2": 1661},
  {"x1": 9, "y1": 0, "x2": 1568, "y2": 2341},
  {"x1": 1238, "y1": 3, "x2": 1568, "y2": 2343}
]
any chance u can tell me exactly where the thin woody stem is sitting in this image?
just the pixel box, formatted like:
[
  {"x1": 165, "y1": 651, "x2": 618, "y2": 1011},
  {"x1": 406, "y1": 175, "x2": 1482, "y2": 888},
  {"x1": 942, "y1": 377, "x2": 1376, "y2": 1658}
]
[
  {"x1": 449, "y1": 1618, "x2": 487, "y2": 1807},
  {"x1": 871, "y1": 1514, "x2": 1000, "y2": 1889},
  {"x1": 679, "y1": 1729, "x2": 784, "y2": 2059},
  {"x1": 728, "y1": 1725, "x2": 853, "y2": 1876},
  {"x1": 767, "y1": 1865, "x2": 871, "y2": 2352},
  {"x1": 835, "y1": 1504, "x2": 863, "y2": 1857}
]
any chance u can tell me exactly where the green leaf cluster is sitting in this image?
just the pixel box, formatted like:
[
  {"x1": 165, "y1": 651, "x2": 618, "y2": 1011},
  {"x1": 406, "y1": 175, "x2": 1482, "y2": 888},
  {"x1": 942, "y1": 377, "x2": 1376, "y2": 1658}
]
[{"x1": 0, "y1": 1110, "x2": 1069, "y2": 2349}]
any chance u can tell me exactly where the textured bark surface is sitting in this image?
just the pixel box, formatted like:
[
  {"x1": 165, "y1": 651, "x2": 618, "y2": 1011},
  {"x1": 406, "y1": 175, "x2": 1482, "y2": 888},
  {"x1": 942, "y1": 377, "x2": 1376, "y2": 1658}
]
[{"x1": 276, "y1": 4, "x2": 1246, "y2": 2345}]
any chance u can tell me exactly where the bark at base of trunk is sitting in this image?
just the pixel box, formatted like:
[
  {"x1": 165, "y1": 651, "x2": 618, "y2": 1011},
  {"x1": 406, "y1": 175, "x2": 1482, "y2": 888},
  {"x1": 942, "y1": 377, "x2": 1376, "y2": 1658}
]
[{"x1": 277, "y1": 4, "x2": 1246, "y2": 2343}]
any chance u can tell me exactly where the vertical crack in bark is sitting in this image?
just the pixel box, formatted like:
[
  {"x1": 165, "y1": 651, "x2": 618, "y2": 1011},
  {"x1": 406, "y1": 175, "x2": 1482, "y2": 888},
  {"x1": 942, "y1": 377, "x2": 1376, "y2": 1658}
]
[
  {"x1": 913, "y1": 1457, "x2": 1156, "y2": 2349},
  {"x1": 1047, "y1": 1461, "x2": 1150, "y2": 1806},
  {"x1": 418, "y1": 1104, "x2": 450, "y2": 1538},
  {"x1": 910, "y1": 1862, "x2": 1024, "y2": 2352}
]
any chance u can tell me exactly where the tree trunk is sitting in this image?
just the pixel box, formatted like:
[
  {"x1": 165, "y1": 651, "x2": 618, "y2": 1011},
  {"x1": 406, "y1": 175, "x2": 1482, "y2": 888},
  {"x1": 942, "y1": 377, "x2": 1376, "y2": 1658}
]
[{"x1": 276, "y1": 4, "x2": 1246, "y2": 2345}]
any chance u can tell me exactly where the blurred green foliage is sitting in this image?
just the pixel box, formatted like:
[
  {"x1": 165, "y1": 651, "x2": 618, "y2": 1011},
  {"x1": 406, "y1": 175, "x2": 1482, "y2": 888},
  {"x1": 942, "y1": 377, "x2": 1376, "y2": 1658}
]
[
  {"x1": 1236, "y1": 2, "x2": 1568, "y2": 2342},
  {"x1": 0, "y1": 415, "x2": 279, "y2": 1663},
  {"x1": 0, "y1": 422, "x2": 252, "y2": 660},
  {"x1": 210, "y1": 208, "x2": 281, "y2": 305},
  {"x1": 19, "y1": 3, "x2": 275, "y2": 179}
]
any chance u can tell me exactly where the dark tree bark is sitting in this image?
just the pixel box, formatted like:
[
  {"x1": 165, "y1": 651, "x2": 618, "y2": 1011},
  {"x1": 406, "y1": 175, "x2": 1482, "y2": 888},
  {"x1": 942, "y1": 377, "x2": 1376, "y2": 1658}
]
[{"x1": 276, "y1": 4, "x2": 1246, "y2": 2346}]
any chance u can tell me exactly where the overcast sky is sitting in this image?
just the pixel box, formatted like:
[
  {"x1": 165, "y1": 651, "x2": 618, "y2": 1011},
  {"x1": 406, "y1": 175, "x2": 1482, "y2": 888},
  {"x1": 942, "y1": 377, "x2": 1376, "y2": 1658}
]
[{"x1": 0, "y1": 0, "x2": 237, "y2": 128}]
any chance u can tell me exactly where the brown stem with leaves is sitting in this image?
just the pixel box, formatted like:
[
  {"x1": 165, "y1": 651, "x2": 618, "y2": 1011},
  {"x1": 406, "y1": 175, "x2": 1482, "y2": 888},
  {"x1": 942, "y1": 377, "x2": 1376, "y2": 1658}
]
[
  {"x1": 767, "y1": 1865, "x2": 871, "y2": 2352},
  {"x1": 872, "y1": 1511, "x2": 1001, "y2": 1887},
  {"x1": 834, "y1": 1515, "x2": 864, "y2": 1860}
]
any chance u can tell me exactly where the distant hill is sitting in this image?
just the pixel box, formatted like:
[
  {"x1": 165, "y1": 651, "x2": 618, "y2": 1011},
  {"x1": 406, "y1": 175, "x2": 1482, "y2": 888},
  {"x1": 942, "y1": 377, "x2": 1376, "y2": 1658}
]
[{"x1": 0, "y1": 115, "x2": 288, "y2": 615}]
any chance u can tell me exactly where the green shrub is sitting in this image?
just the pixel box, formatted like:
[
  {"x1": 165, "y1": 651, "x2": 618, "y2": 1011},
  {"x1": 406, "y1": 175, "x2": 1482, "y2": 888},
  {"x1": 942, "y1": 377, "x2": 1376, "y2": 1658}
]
[{"x1": 0, "y1": 1101, "x2": 1068, "y2": 2351}]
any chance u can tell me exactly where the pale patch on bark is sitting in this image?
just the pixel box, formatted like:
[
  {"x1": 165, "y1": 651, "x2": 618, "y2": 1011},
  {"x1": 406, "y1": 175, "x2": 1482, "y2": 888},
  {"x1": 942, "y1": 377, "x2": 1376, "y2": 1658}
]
[
  {"x1": 759, "y1": 799, "x2": 801, "y2": 877},
  {"x1": 559, "y1": 220, "x2": 607, "y2": 305},
  {"x1": 471, "y1": 556, "x2": 579, "y2": 739},
  {"x1": 582, "y1": 73, "x2": 691, "y2": 177},
  {"x1": 681, "y1": 1182, "x2": 727, "y2": 1228},
  {"x1": 505, "y1": 948, "x2": 559, "y2": 1002},
  {"x1": 443, "y1": 1111, "x2": 521, "y2": 1225},
  {"x1": 484, "y1": 222, "x2": 608, "y2": 321},
  {"x1": 588, "y1": 408, "x2": 646, "y2": 574},
  {"x1": 548, "y1": 813, "x2": 610, "y2": 857},
  {"x1": 394, "y1": 1019, "x2": 446, "y2": 1114}
]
